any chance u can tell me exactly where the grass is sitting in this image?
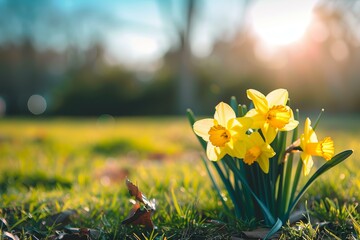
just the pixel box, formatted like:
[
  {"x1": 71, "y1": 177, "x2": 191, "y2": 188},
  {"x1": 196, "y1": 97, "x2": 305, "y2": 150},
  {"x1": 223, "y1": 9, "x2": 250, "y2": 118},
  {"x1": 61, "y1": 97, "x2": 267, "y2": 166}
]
[{"x1": 0, "y1": 115, "x2": 359, "y2": 239}]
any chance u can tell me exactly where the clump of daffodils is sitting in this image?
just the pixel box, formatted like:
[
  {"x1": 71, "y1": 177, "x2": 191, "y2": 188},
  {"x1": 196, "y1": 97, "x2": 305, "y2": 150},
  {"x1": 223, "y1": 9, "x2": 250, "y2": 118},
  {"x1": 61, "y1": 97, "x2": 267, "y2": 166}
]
[{"x1": 187, "y1": 88, "x2": 352, "y2": 238}]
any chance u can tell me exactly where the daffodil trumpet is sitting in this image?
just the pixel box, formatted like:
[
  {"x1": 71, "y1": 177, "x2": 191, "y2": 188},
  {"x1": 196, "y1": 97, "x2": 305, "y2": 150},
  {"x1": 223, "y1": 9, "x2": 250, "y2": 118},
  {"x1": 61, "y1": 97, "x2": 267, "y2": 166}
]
[{"x1": 187, "y1": 88, "x2": 352, "y2": 238}]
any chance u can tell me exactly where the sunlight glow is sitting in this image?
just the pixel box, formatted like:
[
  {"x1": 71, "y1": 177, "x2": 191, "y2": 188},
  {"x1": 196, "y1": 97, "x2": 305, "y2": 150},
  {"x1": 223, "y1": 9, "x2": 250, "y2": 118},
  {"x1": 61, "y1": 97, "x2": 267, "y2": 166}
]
[
  {"x1": 249, "y1": 0, "x2": 318, "y2": 47},
  {"x1": 106, "y1": 32, "x2": 165, "y2": 66}
]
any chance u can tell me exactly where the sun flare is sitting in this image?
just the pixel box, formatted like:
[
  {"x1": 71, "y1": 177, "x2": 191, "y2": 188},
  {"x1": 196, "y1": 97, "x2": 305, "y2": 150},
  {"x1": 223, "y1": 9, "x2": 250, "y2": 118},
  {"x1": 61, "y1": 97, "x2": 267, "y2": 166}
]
[{"x1": 249, "y1": 0, "x2": 318, "y2": 47}]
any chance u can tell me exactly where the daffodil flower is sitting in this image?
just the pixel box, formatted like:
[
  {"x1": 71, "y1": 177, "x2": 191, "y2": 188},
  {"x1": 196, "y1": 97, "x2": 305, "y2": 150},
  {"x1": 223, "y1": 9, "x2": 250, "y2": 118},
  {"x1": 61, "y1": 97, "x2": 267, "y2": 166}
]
[
  {"x1": 243, "y1": 131, "x2": 276, "y2": 173},
  {"x1": 300, "y1": 118, "x2": 335, "y2": 176},
  {"x1": 193, "y1": 102, "x2": 252, "y2": 161},
  {"x1": 245, "y1": 89, "x2": 299, "y2": 143}
]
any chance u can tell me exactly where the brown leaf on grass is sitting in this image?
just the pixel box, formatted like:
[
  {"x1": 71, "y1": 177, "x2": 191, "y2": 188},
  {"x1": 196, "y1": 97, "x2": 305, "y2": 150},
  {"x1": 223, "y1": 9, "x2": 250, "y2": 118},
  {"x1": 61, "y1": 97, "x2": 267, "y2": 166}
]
[
  {"x1": 121, "y1": 203, "x2": 154, "y2": 229},
  {"x1": 125, "y1": 179, "x2": 155, "y2": 211},
  {"x1": 126, "y1": 179, "x2": 143, "y2": 203},
  {"x1": 123, "y1": 179, "x2": 156, "y2": 229}
]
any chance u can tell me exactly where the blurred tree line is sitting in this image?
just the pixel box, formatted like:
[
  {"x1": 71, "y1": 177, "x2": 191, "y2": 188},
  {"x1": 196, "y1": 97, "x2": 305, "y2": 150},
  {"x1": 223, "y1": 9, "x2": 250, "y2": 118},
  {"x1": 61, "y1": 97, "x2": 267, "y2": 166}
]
[{"x1": 0, "y1": 0, "x2": 359, "y2": 116}]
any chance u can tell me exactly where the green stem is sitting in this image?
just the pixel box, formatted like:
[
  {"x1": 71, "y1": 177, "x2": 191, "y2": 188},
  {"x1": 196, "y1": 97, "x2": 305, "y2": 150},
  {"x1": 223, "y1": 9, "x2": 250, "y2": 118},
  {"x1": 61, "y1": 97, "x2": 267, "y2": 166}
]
[
  {"x1": 213, "y1": 161, "x2": 242, "y2": 219},
  {"x1": 285, "y1": 150, "x2": 352, "y2": 220},
  {"x1": 282, "y1": 153, "x2": 294, "y2": 218},
  {"x1": 224, "y1": 156, "x2": 276, "y2": 225},
  {"x1": 239, "y1": 159, "x2": 254, "y2": 218},
  {"x1": 289, "y1": 156, "x2": 303, "y2": 215},
  {"x1": 201, "y1": 156, "x2": 230, "y2": 214}
]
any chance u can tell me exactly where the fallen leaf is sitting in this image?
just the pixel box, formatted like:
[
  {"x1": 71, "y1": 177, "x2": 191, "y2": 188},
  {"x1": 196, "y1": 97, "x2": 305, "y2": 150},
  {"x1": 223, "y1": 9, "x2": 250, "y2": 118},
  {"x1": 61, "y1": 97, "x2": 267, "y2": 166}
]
[
  {"x1": 125, "y1": 179, "x2": 155, "y2": 211},
  {"x1": 123, "y1": 179, "x2": 156, "y2": 229},
  {"x1": 64, "y1": 227, "x2": 101, "y2": 239},
  {"x1": 126, "y1": 179, "x2": 143, "y2": 203},
  {"x1": 121, "y1": 203, "x2": 154, "y2": 229}
]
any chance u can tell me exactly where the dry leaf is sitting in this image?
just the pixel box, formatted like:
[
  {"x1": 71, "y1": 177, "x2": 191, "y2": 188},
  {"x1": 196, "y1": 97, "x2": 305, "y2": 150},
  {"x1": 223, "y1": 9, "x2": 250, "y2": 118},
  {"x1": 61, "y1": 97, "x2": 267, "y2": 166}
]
[
  {"x1": 121, "y1": 203, "x2": 154, "y2": 229},
  {"x1": 125, "y1": 179, "x2": 155, "y2": 211},
  {"x1": 122, "y1": 179, "x2": 156, "y2": 229},
  {"x1": 126, "y1": 179, "x2": 143, "y2": 204}
]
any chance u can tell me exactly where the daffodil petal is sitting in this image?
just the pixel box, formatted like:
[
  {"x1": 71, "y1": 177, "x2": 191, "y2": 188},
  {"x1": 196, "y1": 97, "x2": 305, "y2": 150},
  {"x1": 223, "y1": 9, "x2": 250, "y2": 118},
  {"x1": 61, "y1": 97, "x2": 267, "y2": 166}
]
[
  {"x1": 280, "y1": 109, "x2": 299, "y2": 131},
  {"x1": 300, "y1": 134, "x2": 306, "y2": 150},
  {"x1": 304, "y1": 118, "x2": 318, "y2": 142},
  {"x1": 229, "y1": 117, "x2": 252, "y2": 134},
  {"x1": 250, "y1": 131, "x2": 264, "y2": 144},
  {"x1": 281, "y1": 119, "x2": 299, "y2": 131},
  {"x1": 230, "y1": 140, "x2": 246, "y2": 159},
  {"x1": 262, "y1": 124, "x2": 278, "y2": 143},
  {"x1": 217, "y1": 148, "x2": 227, "y2": 160},
  {"x1": 206, "y1": 143, "x2": 219, "y2": 161},
  {"x1": 214, "y1": 102, "x2": 236, "y2": 126},
  {"x1": 193, "y1": 118, "x2": 214, "y2": 141},
  {"x1": 244, "y1": 109, "x2": 264, "y2": 129},
  {"x1": 303, "y1": 118, "x2": 311, "y2": 140},
  {"x1": 266, "y1": 88, "x2": 288, "y2": 107},
  {"x1": 257, "y1": 155, "x2": 269, "y2": 173},
  {"x1": 247, "y1": 89, "x2": 268, "y2": 114},
  {"x1": 309, "y1": 130, "x2": 318, "y2": 142},
  {"x1": 301, "y1": 153, "x2": 313, "y2": 176},
  {"x1": 264, "y1": 144, "x2": 276, "y2": 158}
]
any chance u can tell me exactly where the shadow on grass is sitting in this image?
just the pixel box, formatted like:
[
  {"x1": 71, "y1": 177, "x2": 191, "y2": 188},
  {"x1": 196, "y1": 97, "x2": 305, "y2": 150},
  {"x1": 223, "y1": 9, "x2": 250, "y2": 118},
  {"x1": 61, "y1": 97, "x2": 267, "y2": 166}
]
[
  {"x1": 91, "y1": 139, "x2": 135, "y2": 156},
  {"x1": 0, "y1": 172, "x2": 72, "y2": 192}
]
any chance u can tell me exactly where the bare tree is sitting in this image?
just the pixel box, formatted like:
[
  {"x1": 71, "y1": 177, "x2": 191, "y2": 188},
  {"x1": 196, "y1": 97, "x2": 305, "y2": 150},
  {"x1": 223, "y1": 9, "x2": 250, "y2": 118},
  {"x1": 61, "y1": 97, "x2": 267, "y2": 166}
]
[{"x1": 156, "y1": 0, "x2": 197, "y2": 114}]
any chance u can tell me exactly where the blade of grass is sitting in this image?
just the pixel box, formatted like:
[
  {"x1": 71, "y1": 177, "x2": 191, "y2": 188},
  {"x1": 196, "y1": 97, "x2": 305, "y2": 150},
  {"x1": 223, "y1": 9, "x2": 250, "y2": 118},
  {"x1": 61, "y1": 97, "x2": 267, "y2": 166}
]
[{"x1": 171, "y1": 188, "x2": 184, "y2": 217}]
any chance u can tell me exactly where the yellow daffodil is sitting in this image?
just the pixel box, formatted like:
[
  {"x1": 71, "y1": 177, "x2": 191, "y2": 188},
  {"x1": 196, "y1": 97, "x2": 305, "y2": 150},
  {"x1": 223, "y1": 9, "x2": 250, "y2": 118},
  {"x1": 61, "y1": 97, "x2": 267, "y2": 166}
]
[
  {"x1": 193, "y1": 102, "x2": 252, "y2": 161},
  {"x1": 245, "y1": 89, "x2": 299, "y2": 143},
  {"x1": 300, "y1": 118, "x2": 335, "y2": 176},
  {"x1": 243, "y1": 131, "x2": 276, "y2": 173}
]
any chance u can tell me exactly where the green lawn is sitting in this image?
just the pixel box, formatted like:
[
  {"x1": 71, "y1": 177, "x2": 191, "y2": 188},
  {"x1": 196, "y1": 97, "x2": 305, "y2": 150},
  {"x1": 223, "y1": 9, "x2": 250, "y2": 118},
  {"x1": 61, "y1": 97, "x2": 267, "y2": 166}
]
[{"x1": 0, "y1": 115, "x2": 359, "y2": 239}]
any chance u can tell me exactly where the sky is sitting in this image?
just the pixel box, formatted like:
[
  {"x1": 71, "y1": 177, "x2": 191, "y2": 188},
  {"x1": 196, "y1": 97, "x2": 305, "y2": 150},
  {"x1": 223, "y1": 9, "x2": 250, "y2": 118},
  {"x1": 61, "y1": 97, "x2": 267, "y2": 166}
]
[{"x1": 1, "y1": 0, "x2": 349, "y2": 68}]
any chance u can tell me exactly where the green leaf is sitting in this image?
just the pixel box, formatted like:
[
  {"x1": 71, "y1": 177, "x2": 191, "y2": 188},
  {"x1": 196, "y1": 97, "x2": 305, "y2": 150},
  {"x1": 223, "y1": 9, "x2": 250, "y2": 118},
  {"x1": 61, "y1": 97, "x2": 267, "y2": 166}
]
[
  {"x1": 223, "y1": 156, "x2": 276, "y2": 225},
  {"x1": 186, "y1": 109, "x2": 207, "y2": 150},
  {"x1": 285, "y1": 150, "x2": 353, "y2": 220},
  {"x1": 313, "y1": 108, "x2": 324, "y2": 131},
  {"x1": 212, "y1": 160, "x2": 242, "y2": 219},
  {"x1": 200, "y1": 156, "x2": 230, "y2": 213},
  {"x1": 264, "y1": 218, "x2": 283, "y2": 240},
  {"x1": 230, "y1": 96, "x2": 238, "y2": 116}
]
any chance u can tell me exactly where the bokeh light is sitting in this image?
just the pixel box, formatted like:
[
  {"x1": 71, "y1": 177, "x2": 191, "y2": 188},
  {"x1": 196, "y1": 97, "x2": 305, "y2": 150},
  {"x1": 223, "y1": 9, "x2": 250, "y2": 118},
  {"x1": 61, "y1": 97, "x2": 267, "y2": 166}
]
[
  {"x1": 0, "y1": 97, "x2": 6, "y2": 116},
  {"x1": 27, "y1": 94, "x2": 47, "y2": 115}
]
